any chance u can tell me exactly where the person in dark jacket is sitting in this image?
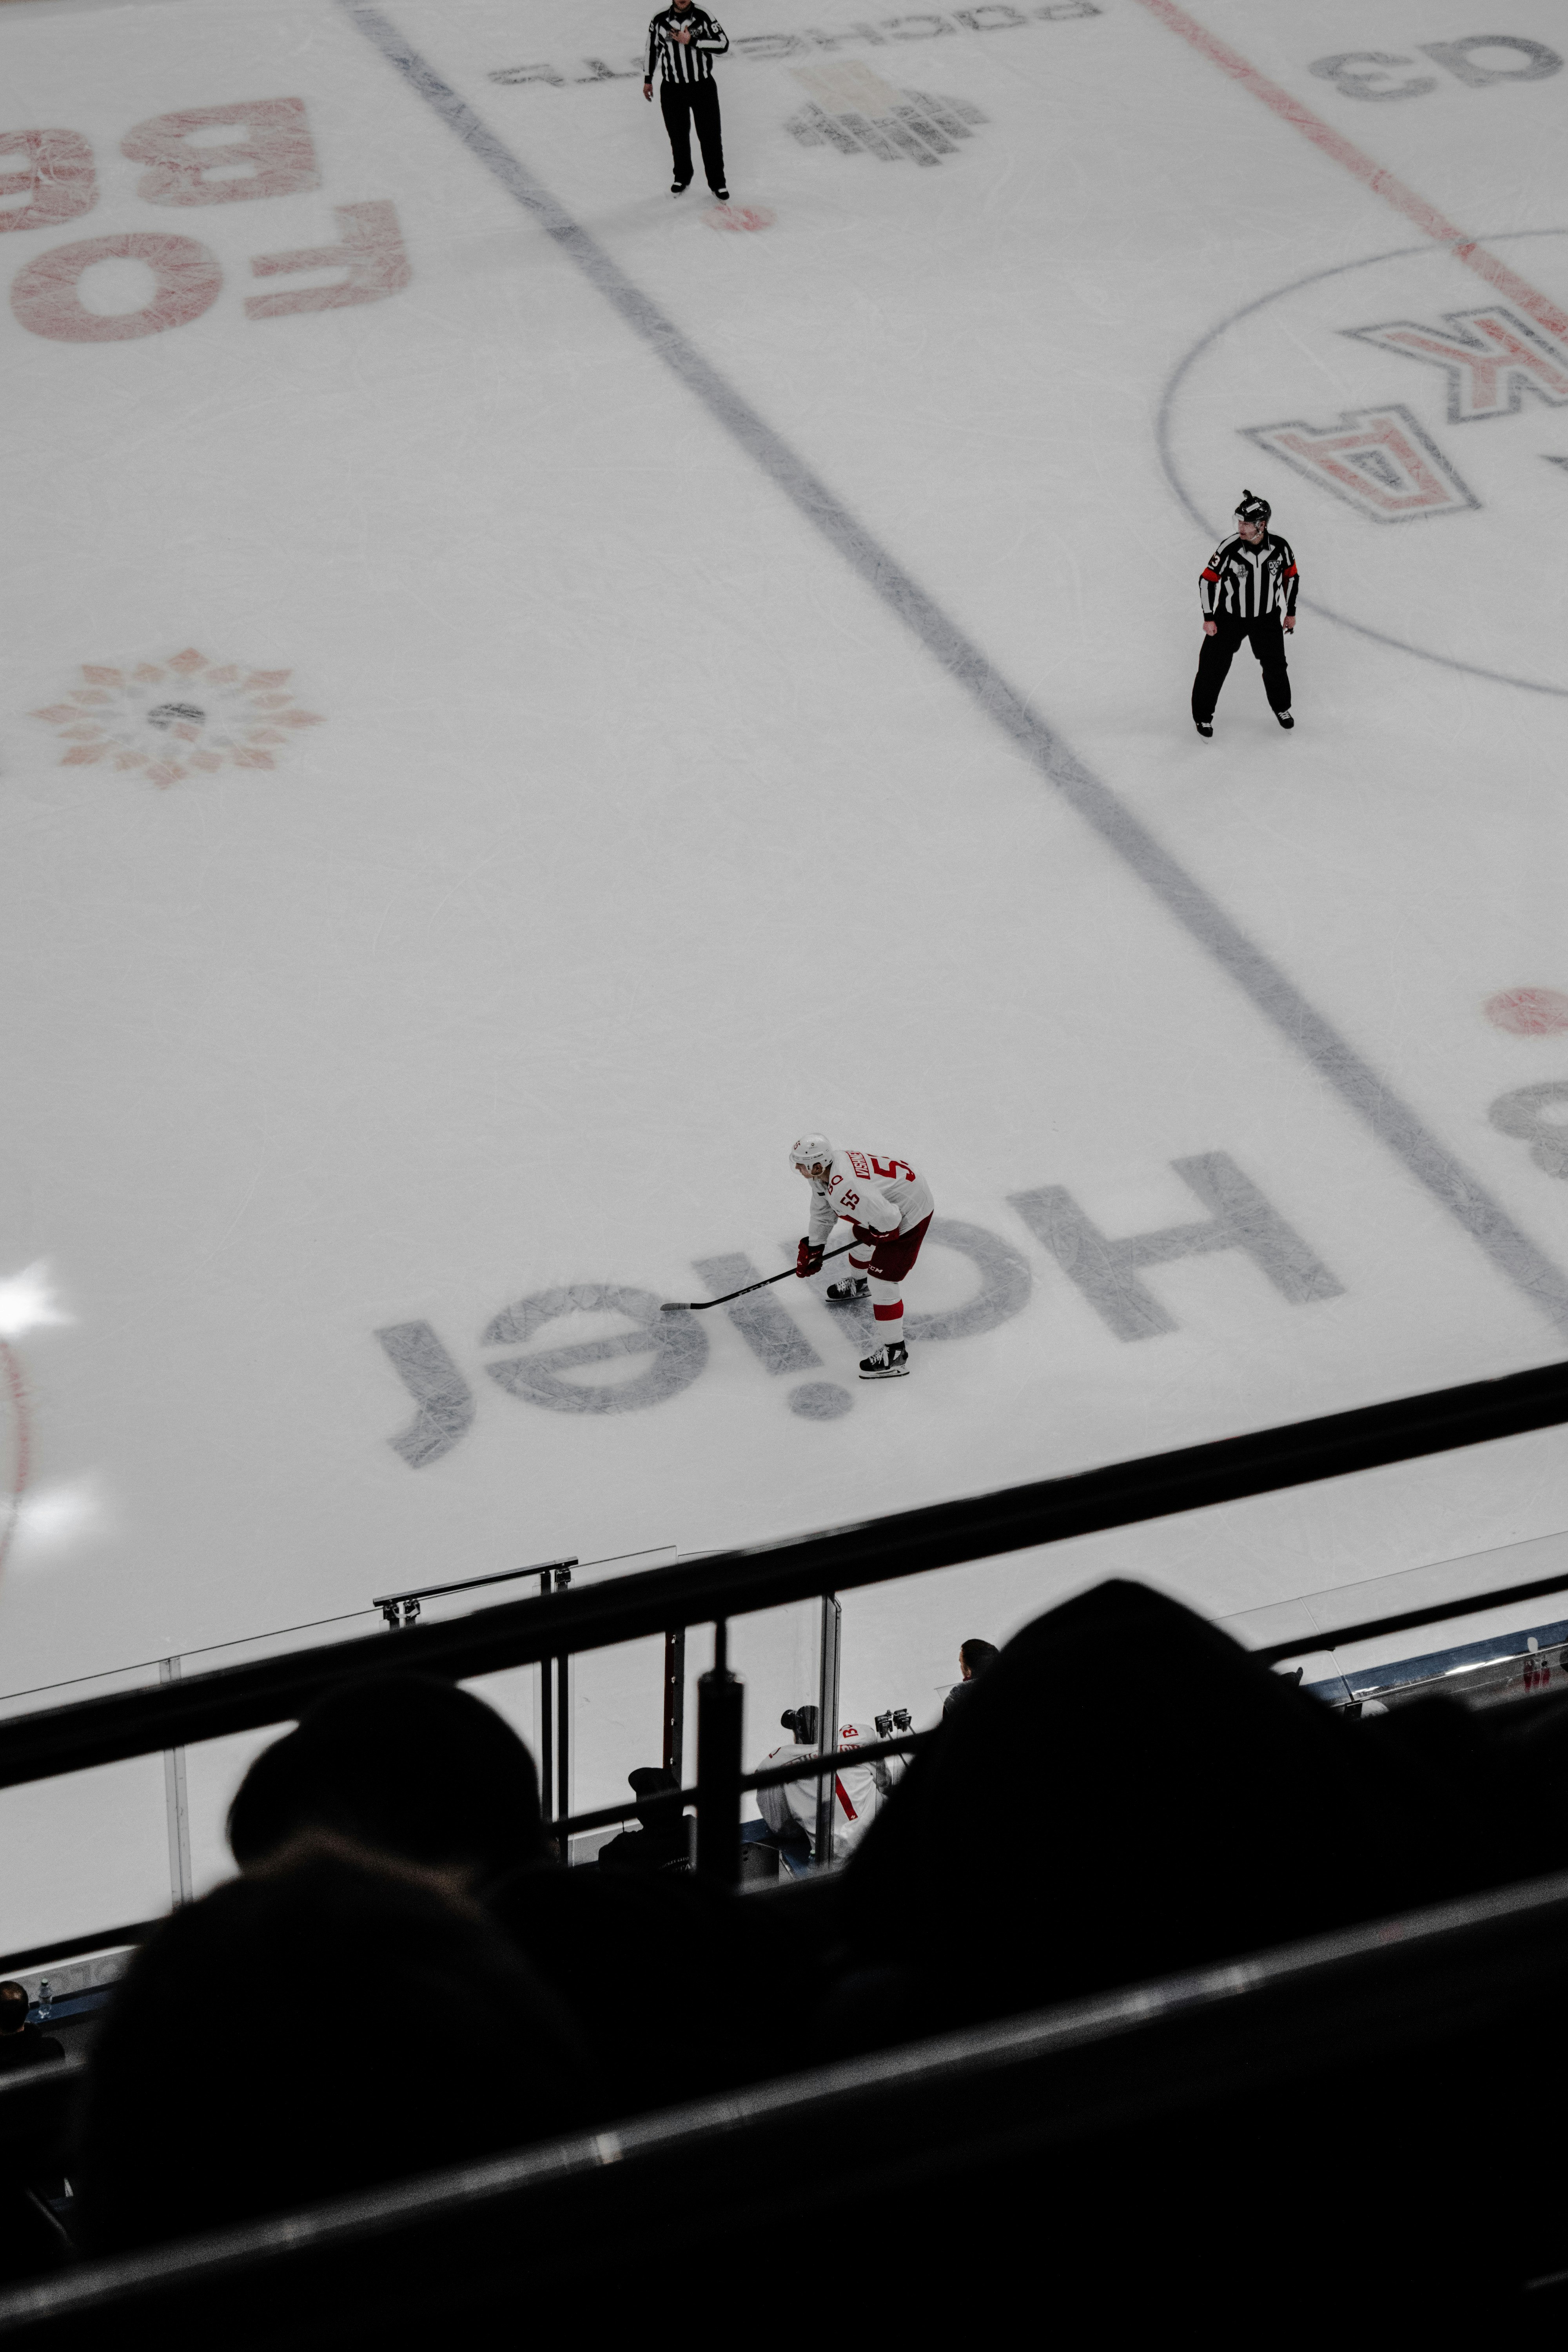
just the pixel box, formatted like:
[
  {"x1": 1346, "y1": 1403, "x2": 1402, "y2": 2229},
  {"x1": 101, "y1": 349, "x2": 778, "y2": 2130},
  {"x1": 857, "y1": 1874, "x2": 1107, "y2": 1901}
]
[
  {"x1": 943, "y1": 1638, "x2": 999, "y2": 1718},
  {"x1": 598, "y1": 1766, "x2": 691, "y2": 1872},
  {"x1": 643, "y1": 0, "x2": 730, "y2": 199}
]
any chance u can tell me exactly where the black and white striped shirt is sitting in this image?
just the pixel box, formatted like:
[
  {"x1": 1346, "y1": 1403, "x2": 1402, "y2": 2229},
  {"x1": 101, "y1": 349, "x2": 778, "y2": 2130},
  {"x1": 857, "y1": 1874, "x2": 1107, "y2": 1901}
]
[
  {"x1": 644, "y1": 5, "x2": 728, "y2": 83},
  {"x1": 1199, "y1": 532, "x2": 1299, "y2": 621}
]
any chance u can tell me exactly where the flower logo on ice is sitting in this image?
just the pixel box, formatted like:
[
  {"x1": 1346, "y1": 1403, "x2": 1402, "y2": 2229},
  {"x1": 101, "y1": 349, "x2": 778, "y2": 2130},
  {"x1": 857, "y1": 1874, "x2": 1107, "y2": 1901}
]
[{"x1": 31, "y1": 649, "x2": 323, "y2": 787}]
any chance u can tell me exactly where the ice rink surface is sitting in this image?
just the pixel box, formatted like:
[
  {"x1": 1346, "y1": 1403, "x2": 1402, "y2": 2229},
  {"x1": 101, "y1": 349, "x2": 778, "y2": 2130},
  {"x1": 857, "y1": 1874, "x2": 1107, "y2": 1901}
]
[{"x1": 2, "y1": 0, "x2": 1568, "y2": 1927}]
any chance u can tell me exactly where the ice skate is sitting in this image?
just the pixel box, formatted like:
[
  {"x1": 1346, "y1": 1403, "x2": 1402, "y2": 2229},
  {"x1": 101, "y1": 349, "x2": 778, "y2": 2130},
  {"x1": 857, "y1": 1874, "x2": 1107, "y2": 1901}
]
[
  {"x1": 859, "y1": 1339, "x2": 910, "y2": 1379},
  {"x1": 1275, "y1": 708, "x2": 1294, "y2": 730},
  {"x1": 826, "y1": 1274, "x2": 870, "y2": 1303},
  {"x1": 1194, "y1": 717, "x2": 1213, "y2": 738}
]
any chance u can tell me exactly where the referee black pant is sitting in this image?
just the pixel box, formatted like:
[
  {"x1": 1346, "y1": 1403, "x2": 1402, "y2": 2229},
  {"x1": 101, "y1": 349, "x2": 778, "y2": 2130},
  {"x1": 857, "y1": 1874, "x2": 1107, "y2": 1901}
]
[
  {"x1": 1192, "y1": 614, "x2": 1291, "y2": 724},
  {"x1": 661, "y1": 80, "x2": 725, "y2": 190}
]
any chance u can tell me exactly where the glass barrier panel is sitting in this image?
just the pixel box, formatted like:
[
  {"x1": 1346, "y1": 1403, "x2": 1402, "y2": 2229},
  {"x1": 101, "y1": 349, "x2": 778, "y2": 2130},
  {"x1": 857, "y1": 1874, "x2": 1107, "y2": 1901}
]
[
  {"x1": 456, "y1": 1664, "x2": 542, "y2": 1789},
  {"x1": 834, "y1": 1480, "x2": 1568, "y2": 1737},
  {"x1": 460, "y1": 1597, "x2": 824, "y2": 1850},
  {"x1": 4, "y1": 1446, "x2": 1568, "y2": 1947},
  {"x1": 0, "y1": 1755, "x2": 169, "y2": 1962},
  {"x1": 462, "y1": 1545, "x2": 678, "y2": 1835},
  {"x1": 183, "y1": 1725, "x2": 294, "y2": 1903},
  {"x1": 728, "y1": 1599, "x2": 826, "y2": 1842},
  {"x1": 1221, "y1": 1525, "x2": 1568, "y2": 1697}
]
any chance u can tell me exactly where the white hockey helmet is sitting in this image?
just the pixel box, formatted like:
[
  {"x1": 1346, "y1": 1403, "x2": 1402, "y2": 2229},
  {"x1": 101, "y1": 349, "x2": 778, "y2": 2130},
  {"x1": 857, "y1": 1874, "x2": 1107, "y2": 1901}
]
[{"x1": 788, "y1": 1131, "x2": 833, "y2": 1173}]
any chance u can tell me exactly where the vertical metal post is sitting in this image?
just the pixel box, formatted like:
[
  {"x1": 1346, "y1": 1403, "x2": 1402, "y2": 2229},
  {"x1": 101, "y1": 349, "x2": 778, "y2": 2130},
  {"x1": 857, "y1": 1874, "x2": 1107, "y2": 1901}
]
[
  {"x1": 159, "y1": 1657, "x2": 193, "y2": 1909},
  {"x1": 555, "y1": 1650, "x2": 570, "y2": 1841},
  {"x1": 538, "y1": 1569, "x2": 554, "y2": 1831},
  {"x1": 553, "y1": 1564, "x2": 572, "y2": 1854},
  {"x1": 663, "y1": 1628, "x2": 687, "y2": 1780},
  {"x1": 695, "y1": 1620, "x2": 743, "y2": 1887},
  {"x1": 814, "y1": 1596, "x2": 842, "y2": 1869}
]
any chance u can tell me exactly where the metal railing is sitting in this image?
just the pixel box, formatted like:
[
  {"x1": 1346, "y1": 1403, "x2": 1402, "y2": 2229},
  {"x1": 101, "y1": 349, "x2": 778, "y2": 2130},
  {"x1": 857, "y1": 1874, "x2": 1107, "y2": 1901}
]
[
  {"x1": 370, "y1": 1561, "x2": 577, "y2": 1631},
  {"x1": 0, "y1": 1354, "x2": 1566, "y2": 1937}
]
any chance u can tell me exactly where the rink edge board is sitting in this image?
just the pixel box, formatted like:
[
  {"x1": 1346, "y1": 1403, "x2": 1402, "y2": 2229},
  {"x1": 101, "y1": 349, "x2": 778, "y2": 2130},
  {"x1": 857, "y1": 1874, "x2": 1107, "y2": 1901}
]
[{"x1": 0, "y1": 1354, "x2": 1564, "y2": 1789}]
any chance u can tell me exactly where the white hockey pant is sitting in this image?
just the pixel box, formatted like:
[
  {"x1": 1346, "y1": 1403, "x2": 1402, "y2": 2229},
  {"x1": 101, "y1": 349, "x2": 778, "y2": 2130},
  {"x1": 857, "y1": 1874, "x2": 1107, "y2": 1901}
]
[{"x1": 848, "y1": 1246, "x2": 905, "y2": 1332}]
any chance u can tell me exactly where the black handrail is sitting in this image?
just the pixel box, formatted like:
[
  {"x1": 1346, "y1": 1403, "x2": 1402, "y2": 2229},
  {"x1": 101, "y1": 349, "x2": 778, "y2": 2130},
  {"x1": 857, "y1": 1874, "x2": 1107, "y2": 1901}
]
[
  {"x1": 0, "y1": 1355, "x2": 1565, "y2": 1793},
  {"x1": 371, "y1": 1557, "x2": 577, "y2": 1627}
]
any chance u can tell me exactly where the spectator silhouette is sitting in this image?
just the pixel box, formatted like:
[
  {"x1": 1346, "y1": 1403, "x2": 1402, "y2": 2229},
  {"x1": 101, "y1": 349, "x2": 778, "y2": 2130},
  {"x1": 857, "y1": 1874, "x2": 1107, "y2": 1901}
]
[
  {"x1": 75, "y1": 1840, "x2": 594, "y2": 2253},
  {"x1": 598, "y1": 1767, "x2": 690, "y2": 1872},
  {"x1": 229, "y1": 1676, "x2": 801, "y2": 2116},
  {"x1": 228, "y1": 1673, "x2": 549, "y2": 1889},
  {"x1": 835, "y1": 1581, "x2": 1543, "y2": 2038},
  {"x1": 942, "y1": 1637, "x2": 999, "y2": 1718}
]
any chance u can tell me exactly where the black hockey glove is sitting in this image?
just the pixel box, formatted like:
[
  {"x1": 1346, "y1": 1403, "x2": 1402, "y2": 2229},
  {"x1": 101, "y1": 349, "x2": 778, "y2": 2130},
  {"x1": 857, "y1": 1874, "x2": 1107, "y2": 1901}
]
[{"x1": 796, "y1": 1237, "x2": 825, "y2": 1278}]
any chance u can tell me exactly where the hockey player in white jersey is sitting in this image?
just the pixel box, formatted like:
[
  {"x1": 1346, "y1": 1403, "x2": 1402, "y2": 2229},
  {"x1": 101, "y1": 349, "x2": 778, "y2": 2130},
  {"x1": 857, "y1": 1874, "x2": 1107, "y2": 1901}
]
[
  {"x1": 753, "y1": 1713, "x2": 887, "y2": 1866},
  {"x1": 789, "y1": 1132, "x2": 934, "y2": 1379}
]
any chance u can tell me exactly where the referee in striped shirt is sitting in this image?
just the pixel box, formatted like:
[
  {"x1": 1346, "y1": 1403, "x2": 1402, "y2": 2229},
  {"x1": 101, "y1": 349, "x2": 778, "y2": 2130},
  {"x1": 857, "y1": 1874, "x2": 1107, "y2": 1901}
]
[
  {"x1": 1192, "y1": 491, "x2": 1299, "y2": 737},
  {"x1": 643, "y1": 0, "x2": 730, "y2": 200}
]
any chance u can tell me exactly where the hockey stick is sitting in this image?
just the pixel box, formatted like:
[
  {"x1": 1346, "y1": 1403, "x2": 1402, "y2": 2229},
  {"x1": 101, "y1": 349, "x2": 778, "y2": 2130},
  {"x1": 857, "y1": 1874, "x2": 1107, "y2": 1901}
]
[{"x1": 660, "y1": 1240, "x2": 857, "y2": 1313}]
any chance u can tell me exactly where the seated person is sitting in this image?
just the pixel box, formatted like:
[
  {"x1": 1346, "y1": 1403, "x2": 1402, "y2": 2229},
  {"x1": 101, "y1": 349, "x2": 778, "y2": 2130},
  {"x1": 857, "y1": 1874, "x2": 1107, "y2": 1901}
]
[
  {"x1": 597, "y1": 1767, "x2": 691, "y2": 1872},
  {"x1": 745, "y1": 1706, "x2": 884, "y2": 1873},
  {"x1": 0, "y1": 1983, "x2": 63, "y2": 2072},
  {"x1": 74, "y1": 1838, "x2": 596, "y2": 2253},
  {"x1": 942, "y1": 1637, "x2": 999, "y2": 1717}
]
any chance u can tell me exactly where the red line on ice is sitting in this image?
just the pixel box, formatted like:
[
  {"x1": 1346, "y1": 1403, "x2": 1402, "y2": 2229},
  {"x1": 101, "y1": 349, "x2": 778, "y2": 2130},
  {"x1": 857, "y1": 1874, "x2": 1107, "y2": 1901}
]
[{"x1": 1131, "y1": 0, "x2": 1568, "y2": 346}]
